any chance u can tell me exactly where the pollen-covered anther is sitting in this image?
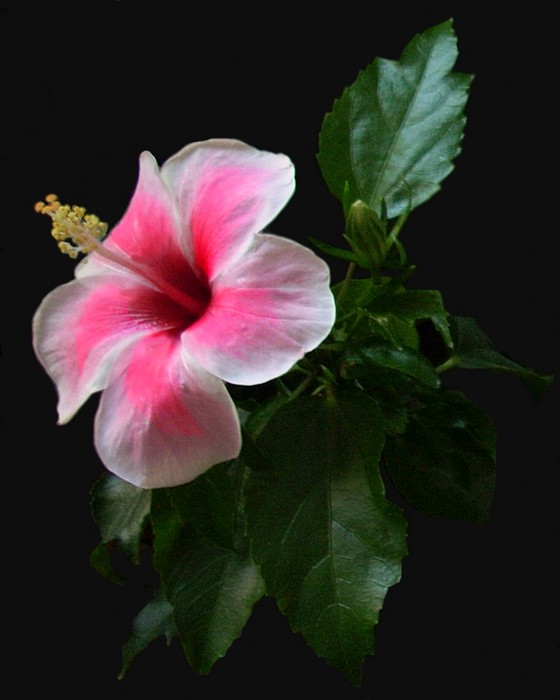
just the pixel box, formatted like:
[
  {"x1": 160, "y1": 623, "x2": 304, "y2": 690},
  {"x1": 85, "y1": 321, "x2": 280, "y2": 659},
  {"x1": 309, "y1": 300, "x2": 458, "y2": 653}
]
[{"x1": 35, "y1": 194, "x2": 108, "y2": 258}]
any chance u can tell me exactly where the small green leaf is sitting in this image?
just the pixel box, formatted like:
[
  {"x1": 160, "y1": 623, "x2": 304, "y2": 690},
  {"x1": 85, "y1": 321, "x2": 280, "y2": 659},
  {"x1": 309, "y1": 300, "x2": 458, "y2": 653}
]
[
  {"x1": 90, "y1": 474, "x2": 151, "y2": 564},
  {"x1": 448, "y1": 316, "x2": 554, "y2": 399},
  {"x1": 317, "y1": 20, "x2": 472, "y2": 218},
  {"x1": 308, "y1": 236, "x2": 361, "y2": 263},
  {"x1": 384, "y1": 389, "x2": 496, "y2": 522},
  {"x1": 345, "y1": 340, "x2": 441, "y2": 388},
  {"x1": 151, "y1": 483, "x2": 264, "y2": 675},
  {"x1": 246, "y1": 393, "x2": 407, "y2": 685},
  {"x1": 120, "y1": 588, "x2": 177, "y2": 679},
  {"x1": 379, "y1": 265, "x2": 418, "y2": 295}
]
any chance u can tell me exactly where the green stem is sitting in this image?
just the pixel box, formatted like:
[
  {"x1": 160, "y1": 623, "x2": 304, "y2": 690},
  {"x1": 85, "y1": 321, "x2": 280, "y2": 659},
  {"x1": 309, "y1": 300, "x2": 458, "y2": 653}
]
[
  {"x1": 336, "y1": 261, "x2": 357, "y2": 306},
  {"x1": 275, "y1": 377, "x2": 292, "y2": 396},
  {"x1": 274, "y1": 366, "x2": 320, "y2": 399},
  {"x1": 435, "y1": 355, "x2": 459, "y2": 374},
  {"x1": 345, "y1": 308, "x2": 366, "y2": 342},
  {"x1": 387, "y1": 211, "x2": 409, "y2": 245},
  {"x1": 289, "y1": 370, "x2": 318, "y2": 400},
  {"x1": 232, "y1": 458, "x2": 249, "y2": 551},
  {"x1": 325, "y1": 379, "x2": 337, "y2": 406}
]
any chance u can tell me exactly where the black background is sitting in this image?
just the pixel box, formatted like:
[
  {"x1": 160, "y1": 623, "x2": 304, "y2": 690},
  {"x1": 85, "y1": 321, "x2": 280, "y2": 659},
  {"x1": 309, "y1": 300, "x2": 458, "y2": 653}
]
[{"x1": 4, "y1": 2, "x2": 559, "y2": 698}]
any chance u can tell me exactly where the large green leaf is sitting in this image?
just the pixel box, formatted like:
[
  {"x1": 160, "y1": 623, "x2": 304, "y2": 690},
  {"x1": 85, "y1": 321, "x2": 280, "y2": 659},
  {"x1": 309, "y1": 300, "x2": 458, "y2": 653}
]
[
  {"x1": 151, "y1": 480, "x2": 264, "y2": 675},
  {"x1": 339, "y1": 366, "x2": 415, "y2": 437},
  {"x1": 90, "y1": 474, "x2": 151, "y2": 564},
  {"x1": 317, "y1": 20, "x2": 472, "y2": 218},
  {"x1": 245, "y1": 393, "x2": 407, "y2": 685},
  {"x1": 448, "y1": 316, "x2": 554, "y2": 399},
  {"x1": 384, "y1": 388, "x2": 496, "y2": 522},
  {"x1": 170, "y1": 460, "x2": 239, "y2": 551},
  {"x1": 120, "y1": 588, "x2": 177, "y2": 679}
]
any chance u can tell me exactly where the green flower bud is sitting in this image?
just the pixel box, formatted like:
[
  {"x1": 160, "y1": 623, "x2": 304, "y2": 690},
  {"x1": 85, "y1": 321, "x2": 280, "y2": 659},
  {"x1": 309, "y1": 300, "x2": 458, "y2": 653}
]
[{"x1": 345, "y1": 199, "x2": 388, "y2": 271}]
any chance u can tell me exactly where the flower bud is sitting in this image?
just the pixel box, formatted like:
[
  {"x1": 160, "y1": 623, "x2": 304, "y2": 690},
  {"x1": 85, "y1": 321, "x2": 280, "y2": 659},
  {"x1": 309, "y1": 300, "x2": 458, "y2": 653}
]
[{"x1": 345, "y1": 199, "x2": 388, "y2": 271}]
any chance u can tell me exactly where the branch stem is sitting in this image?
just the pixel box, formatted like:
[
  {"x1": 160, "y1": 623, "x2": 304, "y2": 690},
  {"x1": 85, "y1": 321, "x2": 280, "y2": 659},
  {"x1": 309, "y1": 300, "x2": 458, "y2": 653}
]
[{"x1": 435, "y1": 356, "x2": 458, "y2": 374}]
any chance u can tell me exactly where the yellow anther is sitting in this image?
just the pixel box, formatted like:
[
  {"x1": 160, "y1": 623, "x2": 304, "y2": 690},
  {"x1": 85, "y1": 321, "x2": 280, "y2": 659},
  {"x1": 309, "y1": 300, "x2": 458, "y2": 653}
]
[
  {"x1": 58, "y1": 241, "x2": 79, "y2": 259},
  {"x1": 35, "y1": 194, "x2": 108, "y2": 259}
]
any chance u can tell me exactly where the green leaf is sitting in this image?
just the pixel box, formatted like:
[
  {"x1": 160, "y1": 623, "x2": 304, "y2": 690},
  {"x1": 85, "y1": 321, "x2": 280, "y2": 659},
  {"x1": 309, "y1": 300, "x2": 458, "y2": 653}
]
[
  {"x1": 369, "y1": 289, "x2": 453, "y2": 348},
  {"x1": 332, "y1": 277, "x2": 379, "y2": 319},
  {"x1": 341, "y1": 366, "x2": 418, "y2": 436},
  {"x1": 345, "y1": 340, "x2": 441, "y2": 388},
  {"x1": 384, "y1": 389, "x2": 496, "y2": 522},
  {"x1": 448, "y1": 316, "x2": 554, "y2": 399},
  {"x1": 242, "y1": 393, "x2": 291, "y2": 439},
  {"x1": 317, "y1": 20, "x2": 472, "y2": 218},
  {"x1": 246, "y1": 393, "x2": 408, "y2": 685},
  {"x1": 170, "y1": 461, "x2": 238, "y2": 551},
  {"x1": 308, "y1": 236, "x2": 361, "y2": 264},
  {"x1": 120, "y1": 588, "x2": 177, "y2": 679},
  {"x1": 89, "y1": 542, "x2": 126, "y2": 586},
  {"x1": 368, "y1": 313, "x2": 420, "y2": 350},
  {"x1": 90, "y1": 474, "x2": 151, "y2": 564},
  {"x1": 151, "y1": 481, "x2": 264, "y2": 675}
]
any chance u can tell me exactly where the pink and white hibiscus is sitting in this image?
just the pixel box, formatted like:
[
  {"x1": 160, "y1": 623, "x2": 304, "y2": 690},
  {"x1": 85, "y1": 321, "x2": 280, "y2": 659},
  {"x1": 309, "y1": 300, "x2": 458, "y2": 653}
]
[{"x1": 33, "y1": 139, "x2": 335, "y2": 488}]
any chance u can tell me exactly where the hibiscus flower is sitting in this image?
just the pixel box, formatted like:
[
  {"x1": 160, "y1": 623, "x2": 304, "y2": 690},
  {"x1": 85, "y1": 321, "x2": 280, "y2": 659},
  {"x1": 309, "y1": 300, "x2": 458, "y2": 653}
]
[{"x1": 33, "y1": 139, "x2": 335, "y2": 488}]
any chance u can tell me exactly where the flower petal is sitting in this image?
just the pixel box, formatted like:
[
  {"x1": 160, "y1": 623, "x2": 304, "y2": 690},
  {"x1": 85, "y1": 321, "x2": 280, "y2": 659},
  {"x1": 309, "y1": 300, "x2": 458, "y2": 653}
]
[
  {"x1": 77, "y1": 151, "x2": 196, "y2": 294},
  {"x1": 94, "y1": 332, "x2": 241, "y2": 488},
  {"x1": 182, "y1": 233, "x2": 336, "y2": 385},
  {"x1": 161, "y1": 139, "x2": 295, "y2": 280},
  {"x1": 32, "y1": 272, "x2": 191, "y2": 423}
]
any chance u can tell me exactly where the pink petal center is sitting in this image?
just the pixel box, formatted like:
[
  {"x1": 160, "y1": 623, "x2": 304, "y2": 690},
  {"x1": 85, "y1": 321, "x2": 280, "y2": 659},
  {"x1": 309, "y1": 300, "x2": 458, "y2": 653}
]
[
  {"x1": 122, "y1": 331, "x2": 204, "y2": 437},
  {"x1": 75, "y1": 276, "x2": 211, "y2": 375},
  {"x1": 92, "y1": 240, "x2": 212, "y2": 320},
  {"x1": 139, "y1": 261, "x2": 211, "y2": 320}
]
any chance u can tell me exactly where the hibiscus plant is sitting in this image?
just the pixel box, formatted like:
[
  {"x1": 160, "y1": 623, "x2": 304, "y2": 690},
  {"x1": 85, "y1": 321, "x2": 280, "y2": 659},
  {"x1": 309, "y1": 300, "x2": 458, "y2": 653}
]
[{"x1": 32, "y1": 21, "x2": 553, "y2": 686}]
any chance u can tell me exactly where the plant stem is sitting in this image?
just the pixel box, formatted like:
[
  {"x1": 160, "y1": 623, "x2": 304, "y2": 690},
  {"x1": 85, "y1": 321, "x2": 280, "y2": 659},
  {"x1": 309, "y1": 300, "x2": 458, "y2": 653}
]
[
  {"x1": 435, "y1": 356, "x2": 458, "y2": 374},
  {"x1": 336, "y1": 261, "x2": 357, "y2": 306},
  {"x1": 387, "y1": 210, "x2": 409, "y2": 245},
  {"x1": 290, "y1": 370, "x2": 318, "y2": 400},
  {"x1": 232, "y1": 458, "x2": 250, "y2": 551}
]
